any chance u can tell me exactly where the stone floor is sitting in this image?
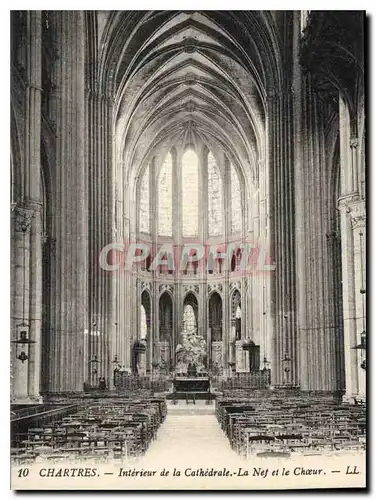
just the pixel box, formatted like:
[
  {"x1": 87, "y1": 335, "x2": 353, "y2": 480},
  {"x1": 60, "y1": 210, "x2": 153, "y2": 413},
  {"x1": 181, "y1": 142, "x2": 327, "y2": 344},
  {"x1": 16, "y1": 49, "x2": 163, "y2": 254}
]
[
  {"x1": 166, "y1": 399, "x2": 216, "y2": 415},
  {"x1": 133, "y1": 402, "x2": 240, "y2": 471}
]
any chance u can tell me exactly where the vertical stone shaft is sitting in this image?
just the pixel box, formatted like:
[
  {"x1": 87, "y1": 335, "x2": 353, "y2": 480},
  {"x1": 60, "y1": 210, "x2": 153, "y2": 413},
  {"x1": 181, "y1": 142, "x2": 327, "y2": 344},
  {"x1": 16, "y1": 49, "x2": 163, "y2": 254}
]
[
  {"x1": 223, "y1": 155, "x2": 231, "y2": 369},
  {"x1": 85, "y1": 84, "x2": 114, "y2": 383},
  {"x1": 11, "y1": 12, "x2": 43, "y2": 403},
  {"x1": 296, "y1": 75, "x2": 342, "y2": 391},
  {"x1": 48, "y1": 11, "x2": 87, "y2": 392},
  {"x1": 268, "y1": 89, "x2": 296, "y2": 386}
]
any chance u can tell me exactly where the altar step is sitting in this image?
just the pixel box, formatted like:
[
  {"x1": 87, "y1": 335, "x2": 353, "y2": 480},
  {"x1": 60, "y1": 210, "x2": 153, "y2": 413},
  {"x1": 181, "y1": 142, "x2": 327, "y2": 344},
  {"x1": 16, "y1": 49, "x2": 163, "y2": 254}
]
[
  {"x1": 165, "y1": 392, "x2": 216, "y2": 401},
  {"x1": 167, "y1": 399, "x2": 215, "y2": 415}
]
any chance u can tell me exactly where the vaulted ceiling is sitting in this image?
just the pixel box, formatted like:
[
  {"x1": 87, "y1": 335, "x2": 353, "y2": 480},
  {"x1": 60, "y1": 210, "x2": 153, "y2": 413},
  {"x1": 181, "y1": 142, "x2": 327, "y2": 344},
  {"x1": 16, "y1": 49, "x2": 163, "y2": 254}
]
[{"x1": 90, "y1": 11, "x2": 283, "y2": 187}]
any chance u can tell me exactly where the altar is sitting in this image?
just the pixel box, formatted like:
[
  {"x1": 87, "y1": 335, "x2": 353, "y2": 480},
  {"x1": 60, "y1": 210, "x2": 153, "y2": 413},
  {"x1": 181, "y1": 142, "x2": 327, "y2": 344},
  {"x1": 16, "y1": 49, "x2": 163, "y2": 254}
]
[
  {"x1": 173, "y1": 376, "x2": 210, "y2": 393},
  {"x1": 172, "y1": 376, "x2": 211, "y2": 404}
]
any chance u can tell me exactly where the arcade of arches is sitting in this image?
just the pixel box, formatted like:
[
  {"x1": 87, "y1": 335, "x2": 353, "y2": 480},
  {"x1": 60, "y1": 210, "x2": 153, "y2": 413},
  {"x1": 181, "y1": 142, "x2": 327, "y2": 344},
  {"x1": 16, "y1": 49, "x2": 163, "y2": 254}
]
[{"x1": 10, "y1": 11, "x2": 366, "y2": 404}]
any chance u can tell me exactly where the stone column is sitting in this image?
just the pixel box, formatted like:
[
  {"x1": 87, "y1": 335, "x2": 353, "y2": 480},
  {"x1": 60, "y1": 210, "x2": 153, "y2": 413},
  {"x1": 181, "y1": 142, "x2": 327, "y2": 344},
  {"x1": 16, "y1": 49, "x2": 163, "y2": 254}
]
[
  {"x1": 145, "y1": 313, "x2": 152, "y2": 374},
  {"x1": 28, "y1": 202, "x2": 43, "y2": 399},
  {"x1": 11, "y1": 203, "x2": 42, "y2": 403},
  {"x1": 338, "y1": 198, "x2": 366, "y2": 400},
  {"x1": 11, "y1": 11, "x2": 44, "y2": 403},
  {"x1": 295, "y1": 76, "x2": 344, "y2": 391},
  {"x1": 257, "y1": 149, "x2": 273, "y2": 372},
  {"x1": 200, "y1": 147, "x2": 208, "y2": 346},
  {"x1": 223, "y1": 155, "x2": 231, "y2": 369},
  {"x1": 46, "y1": 12, "x2": 88, "y2": 392},
  {"x1": 268, "y1": 88, "x2": 297, "y2": 386},
  {"x1": 292, "y1": 11, "x2": 346, "y2": 392},
  {"x1": 229, "y1": 319, "x2": 236, "y2": 366},
  {"x1": 351, "y1": 212, "x2": 366, "y2": 398},
  {"x1": 147, "y1": 160, "x2": 157, "y2": 373},
  {"x1": 153, "y1": 287, "x2": 160, "y2": 367},
  {"x1": 337, "y1": 89, "x2": 366, "y2": 400},
  {"x1": 173, "y1": 148, "x2": 181, "y2": 365},
  {"x1": 85, "y1": 80, "x2": 114, "y2": 385}
]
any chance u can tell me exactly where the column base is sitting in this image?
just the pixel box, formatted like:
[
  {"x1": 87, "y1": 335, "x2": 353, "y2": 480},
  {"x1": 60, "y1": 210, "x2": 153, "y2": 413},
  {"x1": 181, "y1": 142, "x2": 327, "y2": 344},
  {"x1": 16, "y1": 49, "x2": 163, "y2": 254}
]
[
  {"x1": 11, "y1": 394, "x2": 44, "y2": 405},
  {"x1": 343, "y1": 393, "x2": 366, "y2": 405},
  {"x1": 235, "y1": 341, "x2": 249, "y2": 372}
]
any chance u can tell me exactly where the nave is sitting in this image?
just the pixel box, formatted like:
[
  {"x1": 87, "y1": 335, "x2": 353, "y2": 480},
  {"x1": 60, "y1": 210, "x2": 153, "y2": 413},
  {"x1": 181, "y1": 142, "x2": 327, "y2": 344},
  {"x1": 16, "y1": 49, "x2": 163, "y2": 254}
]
[
  {"x1": 11, "y1": 11, "x2": 366, "y2": 405},
  {"x1": 11, "y1": 386, "x2": 366, "y2": 470},
  {"x1": 10, "y1": 11, "x2": 367, "y2": 490}
]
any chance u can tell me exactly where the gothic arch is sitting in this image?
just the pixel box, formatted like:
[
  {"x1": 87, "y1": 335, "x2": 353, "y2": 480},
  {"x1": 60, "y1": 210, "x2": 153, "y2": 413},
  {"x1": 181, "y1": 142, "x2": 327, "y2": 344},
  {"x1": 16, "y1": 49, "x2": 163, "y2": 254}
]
[
  {"x1": 183, "y1": 292, "x2": 198, "y2": 330},
  {"x1": 141, "y1": 289, "x2": 152, "y2": 320},
  {"x1": 208, "y1": 292, "x2": 223, "y2": 342},
  {"x1": 231, "y1": 288, "x2": 242, "y2": 341},
  {"x1": 140, "y1": 289, "x2": 152, "y2": 343},
  {"x1": 230, "y1": 288, "x2": 241, "y2": 313},
  {"x1": 159, "y1": 291, "x2": 173, "y2": 343}
]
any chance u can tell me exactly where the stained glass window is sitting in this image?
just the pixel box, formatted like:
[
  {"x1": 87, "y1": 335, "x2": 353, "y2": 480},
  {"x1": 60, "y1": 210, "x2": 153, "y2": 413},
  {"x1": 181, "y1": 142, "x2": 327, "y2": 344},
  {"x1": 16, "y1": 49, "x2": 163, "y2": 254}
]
[
  {"x1": 182, "y1": 149, "x2": 199, "y2": 237},
  {"x1": 231, "y1": 163, "x2": 242, "y2": 233},
  {"x1": 145, "y1": 150, "x2": 244, "y2": 240},
  {"x1": 208, "y1": 152, "x2": 223, "y2": 236},
  {"x1": 236, "y1": 305, "x2": 241, "y2": 319},
  {"x1": 158, "y1": 152, "x2": 173, "y2": 236},
  {"x1": 183, "y1": 304, "x2": 197, "y2": 335},
  {"x1": 139, "y1": 164, "x2": 150, "y2": 233},
  {"x1": 140, "y1": 305, "x2": 147, "y2": 339}
]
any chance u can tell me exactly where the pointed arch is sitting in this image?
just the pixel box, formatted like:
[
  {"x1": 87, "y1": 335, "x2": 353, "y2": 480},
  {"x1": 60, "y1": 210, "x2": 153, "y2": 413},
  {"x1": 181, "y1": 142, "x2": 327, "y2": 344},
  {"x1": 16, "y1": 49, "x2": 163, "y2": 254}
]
[
  {"x1": 231, "y1": 289, "x2": 242, "y2": 340},
  {"x1": 183, "y1": 292, "x2": 198, "y2": 334},
  {"x1": 183, "y1": 305, "x2": 197, "y2": 335},
  {"x1": 140, "y1": 304, "x2": 147, "y2": 339},
  {"x1": 141, "y1": 289, "x2": 152, "y2": 341},
  {"x1": 209, "y1": 292, "x2": 223, "y2": 341},
  {"x1": 159, "y1": 291, "x2": 173, "y2": 342}
]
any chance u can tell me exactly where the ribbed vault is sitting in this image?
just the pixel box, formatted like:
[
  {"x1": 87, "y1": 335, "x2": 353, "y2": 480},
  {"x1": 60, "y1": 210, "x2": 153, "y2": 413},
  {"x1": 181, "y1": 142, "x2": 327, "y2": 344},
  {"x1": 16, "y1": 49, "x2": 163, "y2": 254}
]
[{"x1": 95, "y1": 11, "x2": 282, "y2": 189}]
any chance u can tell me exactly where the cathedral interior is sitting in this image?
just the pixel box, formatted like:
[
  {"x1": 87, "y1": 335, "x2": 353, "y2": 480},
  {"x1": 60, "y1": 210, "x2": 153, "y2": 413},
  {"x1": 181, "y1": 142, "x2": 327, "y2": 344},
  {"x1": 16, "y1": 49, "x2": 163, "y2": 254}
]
[{"x1": 10, "y1": 11, "x2": 366, "y2": 466}]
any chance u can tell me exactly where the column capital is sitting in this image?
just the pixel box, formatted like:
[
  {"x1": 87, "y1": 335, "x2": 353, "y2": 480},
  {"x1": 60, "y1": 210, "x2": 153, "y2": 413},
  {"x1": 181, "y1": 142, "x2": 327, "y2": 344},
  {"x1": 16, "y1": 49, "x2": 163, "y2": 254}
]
[
  {"x1": 337, "y1": 195, "x2": 364, "y2": 213},
  {"x1": 11, "y1": 201, "x2": 42, "y2": 233},
  {"x1": 350, "y1": 215, "x2": 366, "y2": 230},
  {"x1": 337, "y1": 197, "x2": 366, "y2": 229}
]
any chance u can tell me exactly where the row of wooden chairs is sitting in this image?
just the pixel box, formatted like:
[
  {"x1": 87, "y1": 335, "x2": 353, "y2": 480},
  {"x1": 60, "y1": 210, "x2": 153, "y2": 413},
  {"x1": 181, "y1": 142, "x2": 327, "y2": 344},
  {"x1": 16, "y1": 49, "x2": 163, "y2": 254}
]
[
  {"x1": 216, "y1": 390, "x2": 366, "y2": 458},
  {"x1": 212, "y1": 371, "x2": 271, "y2": 391},
  {"x1": 12, "y1": 396, "x2": 167, "y2": 464},
  {"x1": 115, "y1": 375, "x2": 171, "y2": 393}
]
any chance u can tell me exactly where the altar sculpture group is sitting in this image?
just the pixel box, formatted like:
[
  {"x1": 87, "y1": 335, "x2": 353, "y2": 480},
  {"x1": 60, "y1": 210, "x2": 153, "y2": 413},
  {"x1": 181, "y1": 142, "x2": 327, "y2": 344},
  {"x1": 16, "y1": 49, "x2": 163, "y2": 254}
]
[{"x1": 111, "y1": 330, "x2": 262, "y2": 385}]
